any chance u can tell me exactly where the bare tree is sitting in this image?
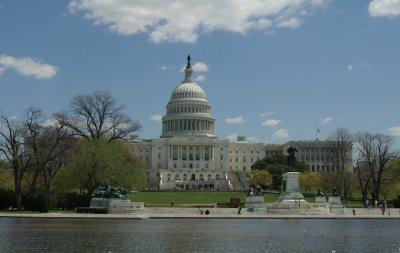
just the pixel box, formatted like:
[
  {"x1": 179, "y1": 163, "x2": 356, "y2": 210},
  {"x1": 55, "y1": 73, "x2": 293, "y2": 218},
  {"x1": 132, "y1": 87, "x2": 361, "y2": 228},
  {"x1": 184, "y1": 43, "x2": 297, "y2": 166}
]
[
  {"x1": 355, "y1": 132, "x2": 396, "y2": 203},
  {"x1": 328, "y1": 128, "x2": 353, "y2": 199},
  {"x1": 0, "y1": 115, "x2": 31, "y2": 210},
  {"x1": 23, "y1": 107, "x2": 72, "y2": 208},
  {"x1": 55, "y1": 91, "x2": 141, "y2": 142}
]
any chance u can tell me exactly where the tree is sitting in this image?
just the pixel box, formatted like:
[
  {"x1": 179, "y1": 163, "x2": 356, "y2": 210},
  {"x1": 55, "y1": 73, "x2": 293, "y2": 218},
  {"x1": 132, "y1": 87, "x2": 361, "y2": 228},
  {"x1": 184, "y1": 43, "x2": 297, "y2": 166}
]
[
  {"x1": 55, "y1": 91, "x2": 141, "y2": 142},
  {"x1": 23, "y1": 107, "x2": 73, "y2": 209},
  {"x1": 0, "y1": 160, "x2": 14, "y2": 190},
  {"x1": 0, "y1": 115, "x2": 31, "y2": 210},
  {"x1": 327, "y1": 128, "x2": 353, "y2": 199},
  {"x1": 60, "y1": 138, "x2": 146, "y2": 198},
  {"x1": 355, "y1": 132, "x2": 397, "y2": 203},
  {"x1": 249, "y1": 170, "x2": 273, "y2": 189},
  {"x1": 300, "y1": 172, "x2": 321, "y2": 194},
  {"x1": 252, "y1": 154, "x2": 308, "y2": 190}
]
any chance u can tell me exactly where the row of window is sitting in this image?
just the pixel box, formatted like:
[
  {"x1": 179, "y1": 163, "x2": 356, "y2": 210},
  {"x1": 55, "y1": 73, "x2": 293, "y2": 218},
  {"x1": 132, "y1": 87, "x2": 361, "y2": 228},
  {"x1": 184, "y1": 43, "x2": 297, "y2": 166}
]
[
  {"x1": 300, "y1": 154, "x2": 333, "y2": 162},
  {"x1": 168, "y1": 106, "x2": 209, "y2": 114},
  {"x1": 166, "y1": 173, "x2": 221, "y2": 181},
  {"x1": 310, "y1": 165, "x2": 336, "y2": 172},
  {"x1": 230, "y1": 150, "x2": 261, "y2": 154}
]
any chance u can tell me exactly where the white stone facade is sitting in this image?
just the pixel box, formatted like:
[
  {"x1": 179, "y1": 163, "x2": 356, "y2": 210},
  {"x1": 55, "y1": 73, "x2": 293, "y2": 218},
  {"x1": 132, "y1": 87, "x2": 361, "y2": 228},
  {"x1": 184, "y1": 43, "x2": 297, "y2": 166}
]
[{"x1": 130, "y1": 56, "x2": 352, "y2": 191}]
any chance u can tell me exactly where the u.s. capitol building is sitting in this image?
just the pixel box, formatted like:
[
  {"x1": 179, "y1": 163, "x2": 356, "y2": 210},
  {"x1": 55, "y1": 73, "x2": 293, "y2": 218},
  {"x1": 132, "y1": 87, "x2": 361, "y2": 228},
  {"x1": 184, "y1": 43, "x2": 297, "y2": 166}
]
[{"x1": 130, "y1": 56, "x2": 350, "y2": 191}]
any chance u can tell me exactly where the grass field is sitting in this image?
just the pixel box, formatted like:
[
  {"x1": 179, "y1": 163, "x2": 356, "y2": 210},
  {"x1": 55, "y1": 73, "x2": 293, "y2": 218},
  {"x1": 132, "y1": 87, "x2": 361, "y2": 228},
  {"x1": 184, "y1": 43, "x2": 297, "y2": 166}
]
[
  {"x1": 128, "y1": 192, "x2": 368, "y2": 206},
  {"x1": 128, "y1": 192, "x2": 283, "y2": 205}
]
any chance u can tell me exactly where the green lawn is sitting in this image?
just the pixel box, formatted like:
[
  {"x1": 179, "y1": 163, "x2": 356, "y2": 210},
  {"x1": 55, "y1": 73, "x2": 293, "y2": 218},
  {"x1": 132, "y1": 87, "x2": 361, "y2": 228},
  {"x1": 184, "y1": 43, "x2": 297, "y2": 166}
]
[{"x1": 128, "y1": 192, "x2": 282, "y2": 205}]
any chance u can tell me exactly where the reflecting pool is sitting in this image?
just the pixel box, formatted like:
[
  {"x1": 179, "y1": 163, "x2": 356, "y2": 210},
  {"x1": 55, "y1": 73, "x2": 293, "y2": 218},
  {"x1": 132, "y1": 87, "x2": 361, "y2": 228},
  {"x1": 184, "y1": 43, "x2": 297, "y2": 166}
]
[{"x1": 0, "y1": 218, "x2": 399, "y2": 252}]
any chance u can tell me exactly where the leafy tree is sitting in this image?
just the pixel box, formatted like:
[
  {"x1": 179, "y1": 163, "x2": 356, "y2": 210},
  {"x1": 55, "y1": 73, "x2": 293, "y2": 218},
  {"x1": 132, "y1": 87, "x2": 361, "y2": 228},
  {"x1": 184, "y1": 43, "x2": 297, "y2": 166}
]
[
  {"x1": 58, "y1": 138, "x2": 146, "y2": 198},
  {"x1": 249, "y1": 170, "x2": 273, "y2": 189},
  {"x1": 0, "y1": 160, "x2": 14, "y2": 190},
  {"x1": 55, "y1": 91, "x2": 141, "y2": 142},
  {"x1": 251, "y1": 154, "x2": 308, "y2": 190},
  {"x1": 300, "y1": 172, "x2": 321, "y2": 194}
]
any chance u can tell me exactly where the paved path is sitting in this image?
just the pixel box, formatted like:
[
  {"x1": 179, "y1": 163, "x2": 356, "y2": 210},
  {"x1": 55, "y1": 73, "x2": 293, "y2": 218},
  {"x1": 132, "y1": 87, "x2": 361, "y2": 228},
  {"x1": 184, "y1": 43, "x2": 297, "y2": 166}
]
[{"x1": 1, "y1": 207, "x2": 399, "y2": 220}]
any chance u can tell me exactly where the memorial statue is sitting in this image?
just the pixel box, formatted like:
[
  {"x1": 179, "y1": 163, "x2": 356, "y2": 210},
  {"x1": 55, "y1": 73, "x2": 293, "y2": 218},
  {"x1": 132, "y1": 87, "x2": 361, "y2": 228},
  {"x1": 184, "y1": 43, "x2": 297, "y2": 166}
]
[
  {"x1": 93, "y1": 183, "x2": 129, "y2": 200},
  {"x1": 287, "y1": 146, "x2": 298, "y2": 171},
  {"x1": 247, "y1": 187, "x2": 254, "y2": 196},
  {"x1": 317, "y1": 188, "x2": 324, "y2": 197},
  {"x1": 331, "y1": 186, "x2": 339, "y2": 197}
]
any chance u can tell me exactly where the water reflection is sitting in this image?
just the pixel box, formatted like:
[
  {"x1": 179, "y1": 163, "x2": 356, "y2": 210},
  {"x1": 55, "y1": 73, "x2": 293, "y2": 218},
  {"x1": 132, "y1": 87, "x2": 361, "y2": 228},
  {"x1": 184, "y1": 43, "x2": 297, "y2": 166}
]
[{"x1": 0, "y1": 218, "x2": 399, "y2": 252}]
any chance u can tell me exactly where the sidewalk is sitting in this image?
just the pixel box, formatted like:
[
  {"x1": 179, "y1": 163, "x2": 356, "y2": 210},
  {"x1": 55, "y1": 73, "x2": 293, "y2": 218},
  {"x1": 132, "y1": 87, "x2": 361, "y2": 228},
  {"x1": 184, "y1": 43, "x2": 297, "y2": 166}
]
[{"x1": 1, "y1": 207, "x2": 399, "y2": 220}]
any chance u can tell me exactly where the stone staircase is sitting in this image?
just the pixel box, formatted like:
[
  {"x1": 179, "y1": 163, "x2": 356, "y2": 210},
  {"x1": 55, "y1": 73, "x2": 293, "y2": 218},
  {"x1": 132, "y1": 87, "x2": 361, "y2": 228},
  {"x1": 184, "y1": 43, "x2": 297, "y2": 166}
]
[{"x1": 227, "y1": 172, "x2": 249, "y2": 191}]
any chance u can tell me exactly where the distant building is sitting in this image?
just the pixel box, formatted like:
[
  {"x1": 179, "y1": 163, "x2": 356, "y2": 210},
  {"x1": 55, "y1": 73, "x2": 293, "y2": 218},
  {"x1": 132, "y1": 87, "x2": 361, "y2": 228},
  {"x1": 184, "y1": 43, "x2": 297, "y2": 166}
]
[{"x1": 130, "y1": 56, "x2": 352, "y2": 191}]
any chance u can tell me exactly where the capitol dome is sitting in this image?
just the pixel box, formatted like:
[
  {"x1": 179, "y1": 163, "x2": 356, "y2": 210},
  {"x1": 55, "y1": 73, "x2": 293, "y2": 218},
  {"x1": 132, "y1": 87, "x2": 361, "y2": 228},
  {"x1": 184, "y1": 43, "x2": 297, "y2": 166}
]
[
  {"x1": 170, "y1": 82, "x2": 207, "y2": 101},
  {"x1": 161, "y1": 55, "x2": 216, "y2": 139}
]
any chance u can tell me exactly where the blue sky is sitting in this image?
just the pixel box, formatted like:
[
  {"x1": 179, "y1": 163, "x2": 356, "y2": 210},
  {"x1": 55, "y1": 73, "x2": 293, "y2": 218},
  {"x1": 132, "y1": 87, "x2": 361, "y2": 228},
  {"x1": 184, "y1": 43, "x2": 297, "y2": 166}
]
[{"x1": 1, "y1": 0, "x2": 400, "y2": 148}]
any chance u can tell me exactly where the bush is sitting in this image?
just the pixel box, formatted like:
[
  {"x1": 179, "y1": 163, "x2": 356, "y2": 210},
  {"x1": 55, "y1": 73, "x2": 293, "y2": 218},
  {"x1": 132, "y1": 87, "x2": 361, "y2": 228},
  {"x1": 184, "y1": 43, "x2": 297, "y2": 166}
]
[
  {"x1": 392, "y1": 195, "x2": 400, "y2": 208},
  {"x1": 0, "y1": 189, "x2": 16, "y2": 210},
  {"x1": 55, "y1": 192, "x2": 91, "y2": 209},
  {"x1": 23, "y1": 192, "x2": 49, "y2": 212}
]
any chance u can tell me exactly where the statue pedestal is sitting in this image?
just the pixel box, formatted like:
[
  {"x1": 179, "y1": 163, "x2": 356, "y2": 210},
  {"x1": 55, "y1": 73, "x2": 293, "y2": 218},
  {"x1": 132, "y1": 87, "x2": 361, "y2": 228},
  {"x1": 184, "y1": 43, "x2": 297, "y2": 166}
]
[
  {"x1": 245, "y1": 195, "x2": 266, "y2": 213},
  {"x1": 277, "y1": 172, "x2": 306, "y2": 203},
  {"x1": 329, "y1": 196, "x2": 344, "y2": 215},
  {"x1": 315, "y1": 196, "x2": 327, "y2": 203},
  {"x1": 90, "y1": 198, "x2": 144, "y2": 213}
]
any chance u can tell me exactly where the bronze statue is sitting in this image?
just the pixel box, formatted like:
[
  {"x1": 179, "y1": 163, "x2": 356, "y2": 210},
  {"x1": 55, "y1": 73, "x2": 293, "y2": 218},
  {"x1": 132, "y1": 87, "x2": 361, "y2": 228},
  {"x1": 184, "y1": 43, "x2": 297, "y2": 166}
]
[{"x1": 287, "y1": 146, "x2": 298, "y2": 171}]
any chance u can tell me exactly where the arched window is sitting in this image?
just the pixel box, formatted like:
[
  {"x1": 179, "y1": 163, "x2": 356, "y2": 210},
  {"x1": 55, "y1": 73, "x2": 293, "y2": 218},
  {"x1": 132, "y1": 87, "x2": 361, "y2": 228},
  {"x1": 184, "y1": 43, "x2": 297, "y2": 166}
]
[
  {"x1": 216, "y1": 174, "x2": 220, "y2": 180},
  {"x1": 167, "y1": 174, "x2": 171, "y2": 181},
  {"x1": 175, "y1": 174, "x2": 180, "y2": 180},
  {"x1": 183, "y1": 174, "x2": 187, "y2": 181},
  {"x1": 200, "y1": 174, "x2": 204, "y2": 181},
  {"x1": 191, "y1": 174, "x2": 196, "y2": 181},
  {"x1": 208, "y1": 174, "x2": 211, "y2": 181}
]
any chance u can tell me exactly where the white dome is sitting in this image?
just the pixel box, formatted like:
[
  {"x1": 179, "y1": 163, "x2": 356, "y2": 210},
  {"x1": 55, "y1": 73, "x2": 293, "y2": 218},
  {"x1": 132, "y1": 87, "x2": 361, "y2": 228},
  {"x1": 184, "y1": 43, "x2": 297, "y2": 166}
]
[
  {"x1": 170, "y1": 82, "x2": 207, "y2": 101},
  {"x1": 161, "y1": 55, "x2": 216, "y2": 139}
]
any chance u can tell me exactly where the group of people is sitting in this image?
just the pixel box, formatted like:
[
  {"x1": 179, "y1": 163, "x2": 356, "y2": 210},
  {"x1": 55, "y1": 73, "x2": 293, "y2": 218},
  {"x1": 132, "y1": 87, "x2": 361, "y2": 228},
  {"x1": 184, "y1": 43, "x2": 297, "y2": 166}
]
[{"x1": 363, "y1": 199, "x2": 389, "y2": 215}]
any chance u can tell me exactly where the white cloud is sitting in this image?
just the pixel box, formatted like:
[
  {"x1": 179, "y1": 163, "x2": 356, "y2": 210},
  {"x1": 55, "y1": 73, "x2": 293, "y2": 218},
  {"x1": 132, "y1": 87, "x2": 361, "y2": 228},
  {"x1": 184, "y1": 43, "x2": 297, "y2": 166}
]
[
  {"x1": 259, "y1": 112, "x2": 275, "y2": 117},
  {"x1": 192, "y1": 62, "x2": 208, "y2": 72},
  {"x1": 321, "y1": 117, "x2": 332, "y2": 124},
  {"x1": 181, "y1": 61, "x2": 208, "y2": 72},
  {"x1": 8, "y1": 115, "x2": 18, "y2": 121},
  {"x1": 277, "y1": 17, "x2": 302, "y2": 28},
  {"x1": 347, "y1": 64, "x2": 353, "y2": 72},
  {"x1": 225, "y1": 116, "x2": 246, "y2": 124},
  {"x1": 369, "y1": 0, "x2": 400, "y2": 17},
  {"x1": 41, "y1": 118, "x2": 58, "y2": 127},
  {"x1": 262, "y1": 119, "x2": 281, "y2": 127},
  {"x1": 226, "y1": 133, "x2": 238, "y2": 141},
  {"x1": 69, "y1": 0, "x2": 330, "y2": 43},
  {"x1": 150, "y1": 114, "x2": 163, "y2": 122},
  {"x1": 388, "y1": 126, "x2": 400, "y2": 136},
  {"x1": 247, "y1": 137, "x2": 260, "y2": 143},
  {"x1": 272, "y1": 129, "x2": 289, "y2": 139},
  {"x1": 0, "y1": 55, "x2": 58, "y2": 79},
  {"x1": 161, "y1": 65, "x2": 167, "y2": 70},
  {"x1": 195, "y1": 75, "x2": 206, "y2": 82}
]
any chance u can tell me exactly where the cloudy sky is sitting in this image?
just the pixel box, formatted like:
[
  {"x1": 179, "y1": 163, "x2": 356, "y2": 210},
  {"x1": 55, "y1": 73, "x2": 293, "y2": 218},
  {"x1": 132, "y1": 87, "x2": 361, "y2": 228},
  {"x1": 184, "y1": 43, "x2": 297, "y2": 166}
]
[{"x1": 1, "y1": 0, "x2": 400, "y2": 147}]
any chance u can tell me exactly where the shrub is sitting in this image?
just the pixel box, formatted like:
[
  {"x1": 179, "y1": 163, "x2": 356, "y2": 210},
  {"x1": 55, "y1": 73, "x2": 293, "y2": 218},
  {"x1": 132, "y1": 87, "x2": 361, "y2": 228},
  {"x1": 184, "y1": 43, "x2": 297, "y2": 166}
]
[
  {"x1": 55, "y1": 192, "x2": 91, "y2": 209},
  {"x1": 392, "y1": 195, "x2": 400, "y2": 208},
  {"x1": 0, "y1": 189, "x2": 16, "y2": 210},
  {"x1": 23, "y1": 192, "x2": 49, "y2": 212}
]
